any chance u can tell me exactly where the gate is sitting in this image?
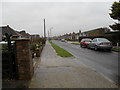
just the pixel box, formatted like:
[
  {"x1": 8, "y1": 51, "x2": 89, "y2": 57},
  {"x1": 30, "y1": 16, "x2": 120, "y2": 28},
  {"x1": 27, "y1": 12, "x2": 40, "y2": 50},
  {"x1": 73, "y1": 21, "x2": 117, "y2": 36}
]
[{"x1": 2, "y1": 33, "x2": 16, "y2": 79}]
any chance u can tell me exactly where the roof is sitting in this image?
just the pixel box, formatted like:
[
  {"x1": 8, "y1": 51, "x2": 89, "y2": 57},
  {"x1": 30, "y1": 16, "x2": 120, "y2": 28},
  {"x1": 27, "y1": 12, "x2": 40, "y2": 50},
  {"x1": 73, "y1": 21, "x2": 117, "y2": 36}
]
[
  {"x1": 18, "y1": 31, "x2": 31, "y2": 37},
  {"x1": 83, "y1": 28, "x2": 105, "y2": 33},
  {"x1": 0, "y1": 25, "x2": 19, "y2": 36}
]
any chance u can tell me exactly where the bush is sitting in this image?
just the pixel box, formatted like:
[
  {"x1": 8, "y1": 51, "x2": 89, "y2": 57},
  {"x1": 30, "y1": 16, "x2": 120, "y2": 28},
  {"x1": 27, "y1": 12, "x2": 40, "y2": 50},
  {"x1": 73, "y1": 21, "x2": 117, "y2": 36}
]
[
  {"x1": 104, "y1": 31, "x2": 120, "y2": 46},
  {"x1": 30, "y1": 43, "x2": 37, "y2": 52},
  {"x1": 31, "y1": 37, "x2": 46, "y2": 45},
  {"x1": 30, "y1": 37, "x2": 46, "y2": 58},
  {"x1": 2, "y1": 44, "x2": 15, "y2": 53}
]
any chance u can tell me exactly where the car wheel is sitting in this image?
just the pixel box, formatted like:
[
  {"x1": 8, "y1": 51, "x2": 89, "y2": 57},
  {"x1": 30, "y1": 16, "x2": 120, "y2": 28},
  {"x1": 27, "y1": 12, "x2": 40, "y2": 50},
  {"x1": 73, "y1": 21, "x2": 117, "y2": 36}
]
[
  {"x1": 80, "y1": 45, "x2": 82, "y2": 47},
  {"x1": 94, "y1": 46, "x2": 98, "y2": 51},
  {"x1": 108, "y1": 49, "x2": 112, "y2": 51},
  {"x1": 87, "y1": 45, "x2": 90, "y2": 49}
]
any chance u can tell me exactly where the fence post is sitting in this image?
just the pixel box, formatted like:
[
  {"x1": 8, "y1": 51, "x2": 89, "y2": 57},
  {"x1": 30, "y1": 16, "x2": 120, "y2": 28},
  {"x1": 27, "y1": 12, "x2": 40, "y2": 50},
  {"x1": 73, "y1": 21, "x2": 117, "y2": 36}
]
[{"x1": 15, "y1": 39, "x2": 34, "y2": 80}]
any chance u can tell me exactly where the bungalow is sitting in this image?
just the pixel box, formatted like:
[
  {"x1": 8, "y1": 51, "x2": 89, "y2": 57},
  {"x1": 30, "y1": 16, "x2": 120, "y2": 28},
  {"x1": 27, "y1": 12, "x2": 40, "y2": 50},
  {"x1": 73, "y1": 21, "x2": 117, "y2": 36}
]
[
  {"x1": 80, "y1": 28, "x2": 110, "y2": 37},
  {"x1": 0, "y1": 25, "x2": 32, "y2": 41},
  {"x1": 57, "y1": 28, "x2": 110, "y2": 41},
  {"x1": 31, "y1": 34, "x2": 40, "y2": 38},
  {"x1": 0, "y1": 25, "x2": 20, "y2": 40},
  {"x1": 18, "y1": 30, "x2": 31, "y2": 39},
  {"x1": 57, "y1": 31, "x2": 80, "y2": 41}
]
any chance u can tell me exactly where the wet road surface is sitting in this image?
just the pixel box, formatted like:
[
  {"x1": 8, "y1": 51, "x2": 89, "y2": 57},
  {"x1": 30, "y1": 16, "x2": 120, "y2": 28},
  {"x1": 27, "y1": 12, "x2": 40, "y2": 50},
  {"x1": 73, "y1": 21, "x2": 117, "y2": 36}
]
[{"x1": 52, "y1": 40, "x2": 119, "y2": 84}]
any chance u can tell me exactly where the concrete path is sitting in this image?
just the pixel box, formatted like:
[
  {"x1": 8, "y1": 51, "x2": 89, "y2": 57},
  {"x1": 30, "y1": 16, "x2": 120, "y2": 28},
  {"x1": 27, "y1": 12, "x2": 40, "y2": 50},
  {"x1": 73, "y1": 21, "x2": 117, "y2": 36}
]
[{"x1": 29, "y1": 41, "x2": 117, "y2": 88}]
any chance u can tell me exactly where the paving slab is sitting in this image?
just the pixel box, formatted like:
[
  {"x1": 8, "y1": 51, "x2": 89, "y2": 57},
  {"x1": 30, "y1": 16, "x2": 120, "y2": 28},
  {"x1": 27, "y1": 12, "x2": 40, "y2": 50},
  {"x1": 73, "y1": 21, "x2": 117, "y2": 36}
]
[{"x1": 29, "y1": 41, "x2": 118, "y2": 88}]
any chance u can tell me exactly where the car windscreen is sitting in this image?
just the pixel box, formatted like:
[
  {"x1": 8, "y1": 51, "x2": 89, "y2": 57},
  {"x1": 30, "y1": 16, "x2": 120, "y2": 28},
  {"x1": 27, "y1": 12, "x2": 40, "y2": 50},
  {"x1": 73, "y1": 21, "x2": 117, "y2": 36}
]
[
  {"x1": 84, "y1": 40, "x2": 91, "y2": 42},
  {"x1": 98, "y1": 38, "x2": 109, "y2": 42}
]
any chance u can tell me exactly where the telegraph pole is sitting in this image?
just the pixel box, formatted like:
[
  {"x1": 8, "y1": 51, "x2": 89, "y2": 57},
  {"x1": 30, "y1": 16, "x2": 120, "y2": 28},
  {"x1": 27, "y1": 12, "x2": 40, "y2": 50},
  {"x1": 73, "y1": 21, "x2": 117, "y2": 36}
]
[{"x1": 44, "y1": 19, "x2": 46, "y2": 38}]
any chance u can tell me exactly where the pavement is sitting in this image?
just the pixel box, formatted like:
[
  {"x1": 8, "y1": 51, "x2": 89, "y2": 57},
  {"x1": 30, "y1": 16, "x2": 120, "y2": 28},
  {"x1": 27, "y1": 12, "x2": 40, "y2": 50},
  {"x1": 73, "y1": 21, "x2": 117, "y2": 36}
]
[{"x1": 29, "y1": 41, "x2": 118, "y2": 88}]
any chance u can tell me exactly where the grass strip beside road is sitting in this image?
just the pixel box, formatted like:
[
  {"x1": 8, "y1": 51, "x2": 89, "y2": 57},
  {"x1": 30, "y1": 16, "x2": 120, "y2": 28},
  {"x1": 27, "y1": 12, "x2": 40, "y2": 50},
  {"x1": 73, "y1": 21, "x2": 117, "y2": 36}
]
[
  {"x1": 61, "y1": 40, "x2": 67, "y2": 43},
  {"x1": 112, "y1": 48, "x2": 120, "y2": 52},
  {"x1": 71, "y1": 42, "x2": 80, "y2": 45},
  {"x1": 49, "y1": 41, "x2": 73, "y2": 57}
]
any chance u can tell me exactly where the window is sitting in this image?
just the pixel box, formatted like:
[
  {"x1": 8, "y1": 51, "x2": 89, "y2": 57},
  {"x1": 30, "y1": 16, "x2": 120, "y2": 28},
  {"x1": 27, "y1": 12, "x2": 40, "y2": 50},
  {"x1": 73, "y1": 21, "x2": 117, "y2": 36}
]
[
  {"x1": 92, "y1": 39, "x2": 97, "y2": 42},
  {"x1": 98, "y1": 38, "x2": 109, "y2": 42}
]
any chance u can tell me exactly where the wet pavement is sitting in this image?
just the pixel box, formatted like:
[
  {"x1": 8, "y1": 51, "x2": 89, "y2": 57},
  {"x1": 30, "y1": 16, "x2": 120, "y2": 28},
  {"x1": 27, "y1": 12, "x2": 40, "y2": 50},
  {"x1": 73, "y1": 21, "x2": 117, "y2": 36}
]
[{"x1": 29, "y1": 41, "x2": 117, "y2": 88}]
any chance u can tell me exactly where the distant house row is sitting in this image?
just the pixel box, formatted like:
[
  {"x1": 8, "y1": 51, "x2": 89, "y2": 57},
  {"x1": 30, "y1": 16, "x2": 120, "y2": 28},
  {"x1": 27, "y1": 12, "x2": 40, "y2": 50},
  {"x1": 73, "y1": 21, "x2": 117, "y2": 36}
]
[
  {"x1": 0, "y1": 25, "x2": 40, "y2": 41},
  {"x1": 56, "y1": 32, "x2": 80, "y2": 41},
  {"x1": 55, "y1": 27, "x2": 110, "y2": 41}
]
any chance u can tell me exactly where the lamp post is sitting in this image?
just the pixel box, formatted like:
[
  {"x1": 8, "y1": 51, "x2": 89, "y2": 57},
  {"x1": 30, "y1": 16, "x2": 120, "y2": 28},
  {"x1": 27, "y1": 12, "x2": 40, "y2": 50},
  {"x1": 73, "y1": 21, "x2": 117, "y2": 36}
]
[
  {"x1": 50, "y1": 27, "x2": 53, "y2": 38},
  {"x1": 48, "y1": 30, "x2": 50, "y2": 40}
]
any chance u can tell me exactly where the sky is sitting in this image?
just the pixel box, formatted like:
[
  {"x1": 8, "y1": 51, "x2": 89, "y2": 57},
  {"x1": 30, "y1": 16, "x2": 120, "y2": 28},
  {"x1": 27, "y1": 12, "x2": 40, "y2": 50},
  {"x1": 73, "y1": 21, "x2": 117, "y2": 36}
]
[{"x1": 1, "y1": 0, "x2": 119, "y2": 37}]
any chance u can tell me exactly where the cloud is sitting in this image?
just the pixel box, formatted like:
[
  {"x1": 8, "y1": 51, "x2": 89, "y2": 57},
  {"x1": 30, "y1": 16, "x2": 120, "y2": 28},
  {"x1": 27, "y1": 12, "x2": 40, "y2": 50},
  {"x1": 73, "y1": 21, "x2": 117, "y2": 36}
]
[
  {"x1": 2, "y1": 0, "x2": 119, "y2": 2},
  {"x1": 2, "y1": 2, "x2": 115, "y2": 36}
]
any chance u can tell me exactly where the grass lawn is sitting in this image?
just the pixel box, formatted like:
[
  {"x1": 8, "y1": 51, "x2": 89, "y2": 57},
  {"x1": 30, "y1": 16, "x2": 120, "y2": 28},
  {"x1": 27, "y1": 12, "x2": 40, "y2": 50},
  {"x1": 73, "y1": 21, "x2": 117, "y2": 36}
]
[
  {"x1": 112, "y1": 48, "x2": 120, "y2": 52},
  {"x1": 71, "y1": 42, "x2": 80, "y2": 45},
  {"x1": 49, "y1": 41, "x2": 73, "y2": 57}
]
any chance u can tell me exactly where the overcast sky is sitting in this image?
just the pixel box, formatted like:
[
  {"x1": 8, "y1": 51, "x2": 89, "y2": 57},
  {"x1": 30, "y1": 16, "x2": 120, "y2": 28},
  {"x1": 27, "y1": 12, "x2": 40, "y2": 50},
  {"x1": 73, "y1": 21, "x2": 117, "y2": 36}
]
[{"x1": 1, "y1": 0, "x2": 119, "y2": 37}]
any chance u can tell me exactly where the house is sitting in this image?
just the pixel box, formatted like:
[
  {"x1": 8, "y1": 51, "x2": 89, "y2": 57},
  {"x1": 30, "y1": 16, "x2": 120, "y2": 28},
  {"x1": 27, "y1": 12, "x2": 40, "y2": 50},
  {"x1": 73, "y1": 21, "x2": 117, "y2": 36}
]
[
  {"x1": 0, "y1": 25, "x2": 32, "y2": 41},
  {"x1": 57, "y1": 31, "x2": 80, "y2": 41},
  {"x1": 80, "y1": 28, "x2": 110, "y2": 37},
  {"x1": 18, "y1": 30, "x2": 31, "y2": 39},
  {"x1": 58, "y1": 33, "x2": 72, "y2": 40},
  {"x1": 0, "y1": 25, "x2": 20, "y2": 40},
  {"x1": 31, "y1": 34, "x2": 40, "y2": 38},
  {"x1": 56, "y1": 28, "x2": 110, "y2": 41}
]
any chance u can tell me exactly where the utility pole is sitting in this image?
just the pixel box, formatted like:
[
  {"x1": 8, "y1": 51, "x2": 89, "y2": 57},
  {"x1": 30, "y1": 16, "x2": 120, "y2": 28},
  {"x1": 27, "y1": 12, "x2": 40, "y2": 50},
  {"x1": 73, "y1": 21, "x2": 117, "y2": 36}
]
[{"x1": 44, "y1": 19, "x2": 46, "y2": 38}]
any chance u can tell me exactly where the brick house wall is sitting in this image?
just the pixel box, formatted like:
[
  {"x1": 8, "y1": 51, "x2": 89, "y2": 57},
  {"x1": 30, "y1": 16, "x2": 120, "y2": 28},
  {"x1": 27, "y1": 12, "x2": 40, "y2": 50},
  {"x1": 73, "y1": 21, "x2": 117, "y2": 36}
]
[{"x1": 80, "y1": 28, "x2": 106, "y2": 37}]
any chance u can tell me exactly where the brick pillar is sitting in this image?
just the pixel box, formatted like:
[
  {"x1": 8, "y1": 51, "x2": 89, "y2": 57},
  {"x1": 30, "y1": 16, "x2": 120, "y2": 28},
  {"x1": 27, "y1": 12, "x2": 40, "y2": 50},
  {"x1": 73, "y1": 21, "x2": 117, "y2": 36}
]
[{"x1": 15, "y1": 39, "x2": 34, "y2": 80}]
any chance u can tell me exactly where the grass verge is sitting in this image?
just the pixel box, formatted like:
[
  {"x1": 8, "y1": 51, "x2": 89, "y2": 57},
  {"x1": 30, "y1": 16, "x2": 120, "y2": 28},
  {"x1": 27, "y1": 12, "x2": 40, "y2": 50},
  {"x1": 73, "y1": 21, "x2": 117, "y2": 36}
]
[
  {"x1": 61, "y1": 40, "x2": 67, "y2": 43},
  {"x1": 112, "y1": 48, "x2": 120, "y2": 52},
  {"x1": 49, "y1": 41, "x2": 73, "y2": 57},
  {"x1": 71, "y1": 42, "x2": 80, "y2": 45}
]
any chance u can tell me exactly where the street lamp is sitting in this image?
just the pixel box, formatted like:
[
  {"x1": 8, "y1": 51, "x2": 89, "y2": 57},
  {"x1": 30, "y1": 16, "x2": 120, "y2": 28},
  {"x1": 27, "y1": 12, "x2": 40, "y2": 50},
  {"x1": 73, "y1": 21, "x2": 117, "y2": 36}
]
[{"x1": 50, "y1": 27, "x2": 53, "y2": 37}]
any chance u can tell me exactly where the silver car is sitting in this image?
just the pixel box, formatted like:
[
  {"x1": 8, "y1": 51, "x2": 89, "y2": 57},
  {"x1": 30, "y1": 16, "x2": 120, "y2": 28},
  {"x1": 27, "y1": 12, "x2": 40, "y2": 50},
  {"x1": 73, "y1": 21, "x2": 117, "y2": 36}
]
[{"x1": 88, "y1": 38, "x2": 113, "y2": 51}]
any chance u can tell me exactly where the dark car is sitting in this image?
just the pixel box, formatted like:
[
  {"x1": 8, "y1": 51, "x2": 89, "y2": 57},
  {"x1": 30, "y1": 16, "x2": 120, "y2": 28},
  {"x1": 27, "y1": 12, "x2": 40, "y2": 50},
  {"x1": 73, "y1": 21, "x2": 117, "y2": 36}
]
[
  {"x1": 87, "y1": 38, "x2": 112, "y2": 51},
  {"x1": 80, "y1": 38, "x2": 92, "y2": 47}
]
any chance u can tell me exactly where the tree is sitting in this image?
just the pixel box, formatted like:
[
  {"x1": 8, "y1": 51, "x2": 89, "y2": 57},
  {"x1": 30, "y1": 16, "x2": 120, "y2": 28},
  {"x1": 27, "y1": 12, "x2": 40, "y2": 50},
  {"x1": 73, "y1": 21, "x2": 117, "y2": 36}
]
[
  {"x1": 109, "y1": 23, "x2": 120, "y2": 30},
  {"x1": 109, "y1": 1, "x2": 120, "y2": 21},
  {"x1": 109, "y1": 1, "x2": 120, "y2": 30}
]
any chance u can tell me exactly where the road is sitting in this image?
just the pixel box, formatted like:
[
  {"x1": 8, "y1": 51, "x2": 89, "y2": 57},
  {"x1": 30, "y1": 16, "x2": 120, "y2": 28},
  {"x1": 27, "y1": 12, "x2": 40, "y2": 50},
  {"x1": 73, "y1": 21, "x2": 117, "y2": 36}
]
[{"x1": 52, "y1": 40, "x2": 119, "y2": 84}]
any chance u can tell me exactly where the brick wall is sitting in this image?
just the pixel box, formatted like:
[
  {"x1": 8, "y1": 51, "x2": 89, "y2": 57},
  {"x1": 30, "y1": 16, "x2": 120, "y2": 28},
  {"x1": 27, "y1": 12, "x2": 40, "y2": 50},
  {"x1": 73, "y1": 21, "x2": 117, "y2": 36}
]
[
  {"x1": 15, "y1": 39, "x2": 34, "y2": 80},
  {"x1": 87, "y1": 28, "x2": 106, "y2": 36}
]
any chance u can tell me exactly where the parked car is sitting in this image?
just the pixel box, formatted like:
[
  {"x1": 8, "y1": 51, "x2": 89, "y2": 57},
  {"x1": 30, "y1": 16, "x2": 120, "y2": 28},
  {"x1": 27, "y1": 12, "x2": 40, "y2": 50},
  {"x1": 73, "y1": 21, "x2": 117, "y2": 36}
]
[
  {"x1": 87, "y1": 38, "x2": 112, "y2": 51},
  {"x1": 80, "y1": 38, "x2": 92, "y2": 47}
]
